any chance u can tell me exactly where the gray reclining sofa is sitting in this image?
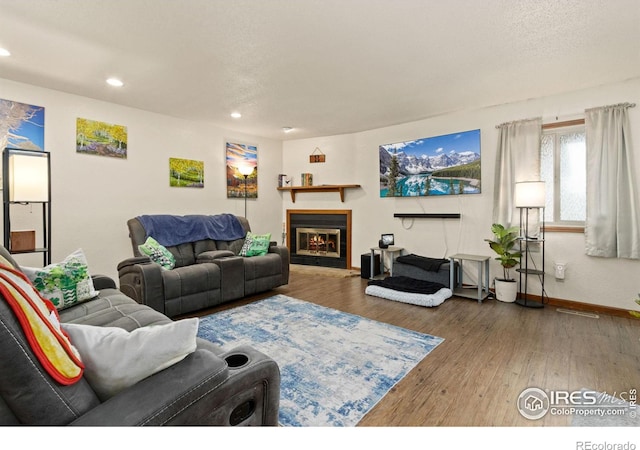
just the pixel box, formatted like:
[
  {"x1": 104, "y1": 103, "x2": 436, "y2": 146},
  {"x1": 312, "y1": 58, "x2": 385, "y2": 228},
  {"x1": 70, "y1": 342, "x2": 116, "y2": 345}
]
[
  {"x1": 118, "y1": 214, "x2": 290, "y2": 318},
  {"x1": 0, "y1": 244, "x2": 280, "y2": 426}
]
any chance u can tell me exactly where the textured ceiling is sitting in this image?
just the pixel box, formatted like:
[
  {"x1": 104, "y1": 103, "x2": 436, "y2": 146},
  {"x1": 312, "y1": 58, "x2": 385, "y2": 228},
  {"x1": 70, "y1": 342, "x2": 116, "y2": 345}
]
[{"x1": 0, "y1": 0, "x2": 638, "y2": 140}]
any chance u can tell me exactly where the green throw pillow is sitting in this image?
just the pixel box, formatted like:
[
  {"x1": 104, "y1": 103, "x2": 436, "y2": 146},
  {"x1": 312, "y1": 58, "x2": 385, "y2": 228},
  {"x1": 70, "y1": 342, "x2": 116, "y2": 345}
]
[
  {"x1": 138, "y1": 236, "x2": 175, "y2": 270},
  {"x1": 23, "y1": 248, "x2": 99, "y2": 311},
  {"x1": 239, "y1": 232, "x2": 271, "y2": 257}
]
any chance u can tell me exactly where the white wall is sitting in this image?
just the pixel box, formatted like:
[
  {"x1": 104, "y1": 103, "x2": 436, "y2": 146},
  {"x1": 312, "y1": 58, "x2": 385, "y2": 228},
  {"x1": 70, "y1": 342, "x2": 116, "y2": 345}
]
[
  {"x1": 3, "y1": 76, "x2": 639, "y2": 311},
  {"x1": 282, "y1": 77, "x2": 640, "y2": 311},
  {"x1": 0, "y1": 78, "x2": 284, "y2": 281}
]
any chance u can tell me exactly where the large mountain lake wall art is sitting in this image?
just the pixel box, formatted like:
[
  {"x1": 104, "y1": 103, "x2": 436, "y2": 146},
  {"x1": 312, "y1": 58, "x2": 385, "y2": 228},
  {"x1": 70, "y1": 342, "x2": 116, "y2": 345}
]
[{"x1": 379, "y1": 129, "x2": 481, "y2": 197}]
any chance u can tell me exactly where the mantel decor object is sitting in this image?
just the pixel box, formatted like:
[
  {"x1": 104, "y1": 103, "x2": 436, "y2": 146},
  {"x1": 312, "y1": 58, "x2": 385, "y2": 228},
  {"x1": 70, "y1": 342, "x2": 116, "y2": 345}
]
[
  {"x1": 301, "y1": 173, "x2": 313, "y2": 186},
  {"x1": 309, "y1": 147, "x2": 325, "y2": 163}
]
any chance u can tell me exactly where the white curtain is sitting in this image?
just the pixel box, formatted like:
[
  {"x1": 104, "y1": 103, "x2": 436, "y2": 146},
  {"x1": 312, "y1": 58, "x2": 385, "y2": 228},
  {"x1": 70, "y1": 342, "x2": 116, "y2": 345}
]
[
  {"x1": 585, "y1": 103, "x2": 640, "y2": 259},
  {"x1": 493, "y1": 118, "x2": 542, "y2": 228}
]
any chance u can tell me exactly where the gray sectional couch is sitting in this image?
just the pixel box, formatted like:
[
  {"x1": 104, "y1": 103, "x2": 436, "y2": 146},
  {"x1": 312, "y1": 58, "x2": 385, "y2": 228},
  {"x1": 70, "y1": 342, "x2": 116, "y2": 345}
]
[
  {"x1": 118, "y1": 215, "x2": 290, "y2": 318},
  {"x1": 0, "y1": 244, "x2": 280, "y2": 426}
]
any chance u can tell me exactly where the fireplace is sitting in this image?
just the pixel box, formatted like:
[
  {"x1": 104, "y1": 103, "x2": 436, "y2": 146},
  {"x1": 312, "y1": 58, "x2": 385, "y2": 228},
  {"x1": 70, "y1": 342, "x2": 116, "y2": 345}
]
[
  {"x1": 296, "y1": 227, "x2": 341, "y2": 258},
  {"x1": 287, "y1": 210, "x2": 352, "y2": 269}
]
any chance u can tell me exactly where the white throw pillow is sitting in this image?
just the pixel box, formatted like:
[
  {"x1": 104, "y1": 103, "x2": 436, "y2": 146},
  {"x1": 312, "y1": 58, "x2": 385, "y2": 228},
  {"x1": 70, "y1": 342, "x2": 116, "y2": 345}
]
[{"x1": 61, "y1": 318, "x2": 199, "y2": 401}]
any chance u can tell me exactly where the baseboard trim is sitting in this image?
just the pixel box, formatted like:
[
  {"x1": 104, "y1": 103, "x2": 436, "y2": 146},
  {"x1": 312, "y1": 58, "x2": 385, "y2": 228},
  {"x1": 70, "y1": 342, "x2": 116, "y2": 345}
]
[{"x1": 516, "y1": 292, "x2": 635, "y2": 319}]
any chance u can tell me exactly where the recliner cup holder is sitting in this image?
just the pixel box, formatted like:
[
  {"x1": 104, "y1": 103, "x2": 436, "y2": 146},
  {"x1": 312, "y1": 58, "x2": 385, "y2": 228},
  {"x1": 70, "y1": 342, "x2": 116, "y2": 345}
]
[{"x1": 225, "y1": 353, "x2": 249, "y2": 369}]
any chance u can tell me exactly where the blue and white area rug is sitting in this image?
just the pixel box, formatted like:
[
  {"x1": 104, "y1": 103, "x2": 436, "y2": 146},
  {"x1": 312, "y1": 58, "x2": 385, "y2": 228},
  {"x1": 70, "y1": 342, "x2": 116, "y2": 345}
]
[{"x1": 197, "y1": 294, "x2": 444, "y2": 426}]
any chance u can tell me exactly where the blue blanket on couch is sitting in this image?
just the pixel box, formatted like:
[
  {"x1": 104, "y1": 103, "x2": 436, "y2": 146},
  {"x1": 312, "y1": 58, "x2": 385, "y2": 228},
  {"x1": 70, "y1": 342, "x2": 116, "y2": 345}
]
[{"x1": 137, "y1": 214, "x2": 246, "y2": 247}]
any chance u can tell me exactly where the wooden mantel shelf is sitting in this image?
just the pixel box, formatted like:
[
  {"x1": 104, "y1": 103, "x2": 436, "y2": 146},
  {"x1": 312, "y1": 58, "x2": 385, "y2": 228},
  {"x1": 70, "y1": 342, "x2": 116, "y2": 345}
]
[{"x1": 277, "y1": 184, "x2": 361, "y2": 203}]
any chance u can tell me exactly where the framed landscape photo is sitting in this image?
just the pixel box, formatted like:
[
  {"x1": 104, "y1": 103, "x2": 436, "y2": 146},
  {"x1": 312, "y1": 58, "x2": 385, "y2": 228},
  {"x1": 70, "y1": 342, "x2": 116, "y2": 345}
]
[
  {"x1": 0, "y1": 99, "x2": 44, "y2": 151},
  {"x1": 379, "y1": 129, "x2": 481, "y2": 197},
  {"x1": 76, "y1": 117, "x2": 127, "y2": 158},
  {"x1": 169, "y1": 157, "x2": 204, "y2": 188},
  {"x1": 226, "y1": 141, "x2": 258, "y2": 198}
]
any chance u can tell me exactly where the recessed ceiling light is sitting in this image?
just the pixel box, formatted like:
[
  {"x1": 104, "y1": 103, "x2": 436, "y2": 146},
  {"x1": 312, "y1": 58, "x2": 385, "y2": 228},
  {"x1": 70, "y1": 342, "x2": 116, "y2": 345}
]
[
  {"x1": 0, "y1": 48, "x2": 10, "y2": 57},
  {"x1": 283, "y1": 127, "x2": 294, "y2": 133},
  {"x1": 231, "y1": 112, "x2": 242, "y2": 119},
  {"x1": 106, "y1": 78, "x2": 124, "y2": 87}
]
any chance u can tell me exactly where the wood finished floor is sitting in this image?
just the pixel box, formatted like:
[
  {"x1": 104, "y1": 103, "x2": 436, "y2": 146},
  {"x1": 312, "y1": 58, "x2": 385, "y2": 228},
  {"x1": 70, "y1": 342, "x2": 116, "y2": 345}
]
[{"x1": 188, "y1": 270, "x2": 640, "y2": 427}]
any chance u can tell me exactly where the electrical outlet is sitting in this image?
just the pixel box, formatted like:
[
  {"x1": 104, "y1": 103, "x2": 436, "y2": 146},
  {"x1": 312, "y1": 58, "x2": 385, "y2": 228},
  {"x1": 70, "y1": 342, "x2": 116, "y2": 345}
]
[{"x1": 555, "y1": 262, "x2": 567, "y2": 280}]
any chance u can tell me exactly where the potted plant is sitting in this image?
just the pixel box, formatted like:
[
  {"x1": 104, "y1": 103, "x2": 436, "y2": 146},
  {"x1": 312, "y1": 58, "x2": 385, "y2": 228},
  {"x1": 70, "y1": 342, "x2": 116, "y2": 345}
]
[{"x1": 485, "y1": 223, "x2": 521, "y2": 302}]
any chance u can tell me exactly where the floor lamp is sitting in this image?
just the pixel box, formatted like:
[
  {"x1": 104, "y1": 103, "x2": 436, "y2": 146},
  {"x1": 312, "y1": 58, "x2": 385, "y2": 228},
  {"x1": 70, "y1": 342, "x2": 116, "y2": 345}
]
[
  {"x1": 514, "y1": 181, "x2": 546, "y2": 308},
  {"x1": 3, "y1": 148, "x2": 52, "y2": 265},
  {"x1": 238, "y1": 165, "x2": 254, "y2": 218}
]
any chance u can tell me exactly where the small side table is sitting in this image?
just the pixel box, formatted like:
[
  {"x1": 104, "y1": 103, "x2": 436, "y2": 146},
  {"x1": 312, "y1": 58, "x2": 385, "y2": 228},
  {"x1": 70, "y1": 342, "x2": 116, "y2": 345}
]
[
  {"x1": 370, "y1": 246, "x2": 404, "y2": 279},
  {"x1": 448, "y1": 253, "x2": 490, "y2": 303}
]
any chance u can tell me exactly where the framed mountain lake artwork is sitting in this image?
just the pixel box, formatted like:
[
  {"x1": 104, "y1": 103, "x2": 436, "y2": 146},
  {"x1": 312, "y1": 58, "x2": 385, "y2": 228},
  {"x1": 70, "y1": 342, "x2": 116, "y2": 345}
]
[{"x1": 379, "y1": 129, "x2": 481, "y2": 197}]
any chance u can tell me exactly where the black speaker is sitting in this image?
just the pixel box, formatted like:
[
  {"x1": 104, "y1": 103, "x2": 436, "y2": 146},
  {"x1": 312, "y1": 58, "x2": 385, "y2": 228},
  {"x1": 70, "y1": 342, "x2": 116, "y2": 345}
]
[{"x1": 361, "y1": 253, "x2": 381, "y2": 279}]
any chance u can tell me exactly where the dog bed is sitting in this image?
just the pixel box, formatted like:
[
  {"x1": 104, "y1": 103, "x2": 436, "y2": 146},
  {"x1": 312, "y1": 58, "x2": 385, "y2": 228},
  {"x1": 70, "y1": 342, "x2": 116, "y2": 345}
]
[{"x1": 365, "y1": 276, "x2": 452, "y2": 307}]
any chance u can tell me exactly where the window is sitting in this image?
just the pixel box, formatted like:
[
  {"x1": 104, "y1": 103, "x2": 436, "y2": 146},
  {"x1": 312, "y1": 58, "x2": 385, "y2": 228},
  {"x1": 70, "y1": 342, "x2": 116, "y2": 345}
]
[{"x1": 540, "y1": 120, "x2": 586, "y2": 229}]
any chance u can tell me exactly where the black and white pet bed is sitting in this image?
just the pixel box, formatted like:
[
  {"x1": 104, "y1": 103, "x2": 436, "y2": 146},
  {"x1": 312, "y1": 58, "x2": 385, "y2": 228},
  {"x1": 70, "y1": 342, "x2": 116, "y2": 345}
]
[{"x1": 365, "y1": 276, "x2": 452, "y2": 307}]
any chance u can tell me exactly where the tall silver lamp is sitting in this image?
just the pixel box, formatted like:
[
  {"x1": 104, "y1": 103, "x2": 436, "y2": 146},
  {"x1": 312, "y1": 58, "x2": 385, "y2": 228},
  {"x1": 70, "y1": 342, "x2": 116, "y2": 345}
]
[{"x1": 238, "y1": 165, "x2": 254, "y2": 218}]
